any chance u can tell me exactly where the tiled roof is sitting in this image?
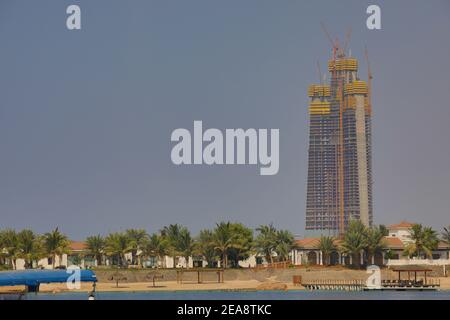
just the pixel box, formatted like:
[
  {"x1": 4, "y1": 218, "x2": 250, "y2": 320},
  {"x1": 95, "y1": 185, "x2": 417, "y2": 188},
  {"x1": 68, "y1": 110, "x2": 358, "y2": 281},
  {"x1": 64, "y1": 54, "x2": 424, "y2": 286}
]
[
  {"x1": 437, "y1": 241, "x2": 450, "y2": 249},
  {"x1": 295, "y1": 234, "x2": 448, "y2": 251},
  {"x1": 388, "y1": 221, "x2": 414, "y2": 230},
  {"x1": 295, "y1": 238, "x2": 342, "y2": 249},
  {"x1": 295, "y1": 238, "x2": 320, "y2": 249},
  {"x1": 383, "y1": 236, "x2": 404, "y2": 249},
  {"x1": 69, "y1": 241, "x2": 87, "y2": 251}
]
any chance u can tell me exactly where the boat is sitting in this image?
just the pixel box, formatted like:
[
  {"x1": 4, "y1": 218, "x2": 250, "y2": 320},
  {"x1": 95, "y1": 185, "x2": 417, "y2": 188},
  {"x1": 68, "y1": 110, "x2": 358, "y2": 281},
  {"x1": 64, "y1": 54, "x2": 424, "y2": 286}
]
[{"x1": 0, "y1": 269, "x2": 97, "y2": 297}]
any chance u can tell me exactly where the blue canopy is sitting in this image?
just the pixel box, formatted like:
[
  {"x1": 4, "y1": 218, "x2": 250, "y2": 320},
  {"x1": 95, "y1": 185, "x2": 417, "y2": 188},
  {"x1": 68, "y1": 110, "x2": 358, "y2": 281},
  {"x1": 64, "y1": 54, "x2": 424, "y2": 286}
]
[{"x1": 0, "y1": 270, "x2": 97, "y2": 287}]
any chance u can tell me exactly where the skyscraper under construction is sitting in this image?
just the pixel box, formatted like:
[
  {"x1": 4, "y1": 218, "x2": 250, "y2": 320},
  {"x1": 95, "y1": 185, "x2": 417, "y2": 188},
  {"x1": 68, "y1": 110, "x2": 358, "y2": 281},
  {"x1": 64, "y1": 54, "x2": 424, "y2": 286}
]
[{"x1": 305, "y1": 41, "x2": 373, "y2": 237}]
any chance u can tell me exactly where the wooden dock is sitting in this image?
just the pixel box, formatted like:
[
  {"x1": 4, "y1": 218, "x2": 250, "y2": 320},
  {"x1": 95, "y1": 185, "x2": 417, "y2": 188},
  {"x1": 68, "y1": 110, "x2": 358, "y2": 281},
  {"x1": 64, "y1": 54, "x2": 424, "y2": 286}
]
[
  {"x1": 301, "y1": 280, "x2": 366, "y2": 291},
  {"x1": 378, "y1": 279, "x2": 440, "y2": 291},
  {"x1": 300, "y1": 279, "x2": 440, "y2": 291},
  {"x1": 299, "y1": 267, "x2": 440, "y2": 291}
]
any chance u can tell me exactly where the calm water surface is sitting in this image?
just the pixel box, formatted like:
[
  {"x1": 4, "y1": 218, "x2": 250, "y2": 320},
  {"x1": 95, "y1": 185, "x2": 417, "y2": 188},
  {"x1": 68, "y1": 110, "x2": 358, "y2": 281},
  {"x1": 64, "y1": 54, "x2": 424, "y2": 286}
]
[{"x1": 17, "y1": 290, "x2": 450, "y2": 300}]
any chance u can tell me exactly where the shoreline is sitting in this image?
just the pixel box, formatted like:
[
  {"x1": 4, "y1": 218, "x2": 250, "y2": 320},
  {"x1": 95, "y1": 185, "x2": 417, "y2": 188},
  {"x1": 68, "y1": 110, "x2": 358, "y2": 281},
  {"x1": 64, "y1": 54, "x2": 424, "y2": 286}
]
[
  {"x1": 2, "y1": 277, "x2": 450, "y2": 294},
  {"x1": 2, "y1": 267, "x2": 449, "y2": 294},
  {"x1": 0, "y1": 280, "x2": 302, "y2": 294}
]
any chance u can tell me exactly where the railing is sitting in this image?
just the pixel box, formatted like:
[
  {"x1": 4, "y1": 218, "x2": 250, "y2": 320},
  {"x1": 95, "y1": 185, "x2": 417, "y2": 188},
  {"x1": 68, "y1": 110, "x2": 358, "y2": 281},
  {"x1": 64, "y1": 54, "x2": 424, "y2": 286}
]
[
  {"x1": 301, "y1": 279, "x2": 441, "y2": 291},
  {"x1": 387, "y1": 258, "x2": 450, "y2": 266},
  {"x1": 253, "y1": 261, "x2": 299, "y2": 269},
  {"x1": 381, "y1": 279, "x2": 440, "y2": 288},
  {"x1": 301, "y1": 280, "x2": 365, "y2": 291}
]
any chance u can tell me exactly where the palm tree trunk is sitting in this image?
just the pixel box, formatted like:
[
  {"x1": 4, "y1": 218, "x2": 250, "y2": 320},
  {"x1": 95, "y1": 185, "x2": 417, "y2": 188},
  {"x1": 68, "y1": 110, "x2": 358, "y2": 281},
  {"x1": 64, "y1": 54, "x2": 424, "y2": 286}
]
[
  {"x1": 353, "y1": 253, "x2": 360, "y2": 269},
  {"x1": 221, "y1": 252, "x2": 225, "y2": 269},
  {"x1": 52, "y1": 254, "x2": 56, "y2": 269}
]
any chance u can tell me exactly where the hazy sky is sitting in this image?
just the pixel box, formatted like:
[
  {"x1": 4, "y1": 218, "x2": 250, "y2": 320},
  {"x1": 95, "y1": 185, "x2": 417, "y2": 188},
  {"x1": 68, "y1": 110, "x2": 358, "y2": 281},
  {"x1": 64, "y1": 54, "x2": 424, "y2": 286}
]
[{"x1": 1, "y1": 1, "x2": 449, "y2": 239}]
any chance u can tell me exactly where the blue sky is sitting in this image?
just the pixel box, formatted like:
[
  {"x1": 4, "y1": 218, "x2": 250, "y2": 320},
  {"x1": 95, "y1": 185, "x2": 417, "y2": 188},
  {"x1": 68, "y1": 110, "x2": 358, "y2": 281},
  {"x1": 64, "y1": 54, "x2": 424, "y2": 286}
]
[{"x1": 0, "y1": 0, "x2": 449, "y2": 239}]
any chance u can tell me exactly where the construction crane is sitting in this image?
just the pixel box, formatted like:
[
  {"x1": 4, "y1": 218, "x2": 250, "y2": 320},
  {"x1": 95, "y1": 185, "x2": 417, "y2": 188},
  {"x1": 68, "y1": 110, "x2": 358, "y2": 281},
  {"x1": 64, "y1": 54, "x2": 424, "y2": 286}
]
[
  {"x1": 321, "y1": 22, "x2": 340, "y2": 60},
  {"x1": 321, "y1": 23, "x2": 351, "y2": 59},
  {"x1": 364, "y1": 45, "x2": 373, "y2": 114},
  {"x1": 341, "y1": 28, "x2": 352, "y2": 58},
  {"x1": 320, "y1": 22, "x2": 347, "y2": 237},
  {"x1": 317, "y1": 60, "x2": 323, "y2": 85}
]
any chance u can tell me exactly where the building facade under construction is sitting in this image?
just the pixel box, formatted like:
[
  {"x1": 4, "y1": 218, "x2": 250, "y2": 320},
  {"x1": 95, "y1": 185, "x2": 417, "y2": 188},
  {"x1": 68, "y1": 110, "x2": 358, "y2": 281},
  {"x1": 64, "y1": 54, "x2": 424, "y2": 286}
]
[{"x1": 305, "y1": 47, "x2": 373, "y2": 237}]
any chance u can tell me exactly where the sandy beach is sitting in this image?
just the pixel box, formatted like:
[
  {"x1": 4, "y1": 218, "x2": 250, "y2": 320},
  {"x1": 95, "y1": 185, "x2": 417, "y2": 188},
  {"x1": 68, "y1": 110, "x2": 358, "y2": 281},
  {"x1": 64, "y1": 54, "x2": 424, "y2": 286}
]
[
  {"x1": 0, "y1": 279, "x2": 291, "y2": 294},
  {"x1": 1, "y1": 278, "x2": 449, "y2": 294}
]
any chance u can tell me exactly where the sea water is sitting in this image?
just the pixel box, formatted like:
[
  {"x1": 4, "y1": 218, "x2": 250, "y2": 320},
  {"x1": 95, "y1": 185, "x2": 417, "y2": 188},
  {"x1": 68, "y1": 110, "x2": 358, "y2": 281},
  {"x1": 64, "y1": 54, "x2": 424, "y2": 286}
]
[{"x1": 15, "y1": 290, "x2": 450, "y2": 300}]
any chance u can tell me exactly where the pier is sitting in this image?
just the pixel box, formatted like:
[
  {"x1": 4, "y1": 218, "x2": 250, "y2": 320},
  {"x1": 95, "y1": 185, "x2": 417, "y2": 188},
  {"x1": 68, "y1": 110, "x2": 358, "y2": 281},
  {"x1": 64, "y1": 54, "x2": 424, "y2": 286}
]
[
  {"x1": 300, "y1": 267, "x2": 441, "y2": 291},
  {"x1": 301, "y1": 280, "x2": 366, "y2": 291},
  {"x1": 380, "y1": 267, "x2": 440, "y2": 290}
]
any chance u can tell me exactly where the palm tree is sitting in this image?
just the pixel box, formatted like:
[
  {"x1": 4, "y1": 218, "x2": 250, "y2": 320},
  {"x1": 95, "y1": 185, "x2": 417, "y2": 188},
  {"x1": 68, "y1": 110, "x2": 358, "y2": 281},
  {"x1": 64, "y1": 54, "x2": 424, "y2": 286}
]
[
  {"x1": 212, "y1": 222, "x2": 236, "y2": 269},
  {"x1": 254, "y1": 224, "x2": 277, "y2": 265},
  {"x1": 0, "y1": 231, "x2": 4, "y2": 267},
  {"x1": 196, "y1": 229, "x2": 217, "y2": 268},
  {"x1": 0, "y1": 229, "x2": 20, "y2": 269},
  {"x1": 274, "y1": 230, "x2": 294, "y2": 262},
  {"x1": 125, "y1": 229, "x2": 149, "y2": 266},
  {"x1": 227, "y1": 223, "x2": 253, "y2": 268},
  {"x1": 442, "y1": 226, "x2": 450, "y2": 246},
  {"x1": 0, "y1": 232, "x2": 4, "y2": 267},
  {"x1": 379, "y1": 225, "x2": 389, "y2": 237},
  {"x1": 341, "y1": 220, "x2": 368, "y2": 268},
  {"x1": 43, "y1": 227, "x2": 69, "y2": 269},
  {"x1": 161, "y1": 224, "x2": 183, "y2": 268},
  {"x1": 177, "y1": 228, "x2": 196, "y2": 268},
  {"x1": 365, "y1": 226, "x2": 387, "y2": 265},
  {"x1": 318, "y1": 236, "x2": 336, "y2": 266},
  {"x1": 142, "y1": 233, "x2": 169, "y2": 268},
  {"x1": 105, "y1": 232, "x2": 131, "y2": 267},
  {"x1": 85, "y1": 235, "x2": 106, "y2": 266},
  {"x1": 17, "y1": 229, "x2": 43, "y2": 269},
  {"x1": 403, "y1": 224, "x2": 438, "y2": 259}
]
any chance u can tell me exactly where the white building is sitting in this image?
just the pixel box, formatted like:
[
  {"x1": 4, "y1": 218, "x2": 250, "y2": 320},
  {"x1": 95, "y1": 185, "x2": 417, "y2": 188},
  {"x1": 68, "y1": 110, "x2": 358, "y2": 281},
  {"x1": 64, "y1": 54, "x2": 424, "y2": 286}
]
[
  {"x1": 384, "y1": 221, "x2": 450, "y2": 266},
  {"x1": 290, "y1": 221, "x2": 450, "y2": 267},
  {"x1": 15, "y1": 241, "x2": 95, "y2": 270}
]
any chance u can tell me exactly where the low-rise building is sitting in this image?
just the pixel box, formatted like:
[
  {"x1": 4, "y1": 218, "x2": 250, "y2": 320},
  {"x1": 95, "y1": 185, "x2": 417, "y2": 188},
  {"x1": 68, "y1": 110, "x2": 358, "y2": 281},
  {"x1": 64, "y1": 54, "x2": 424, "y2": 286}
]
[
  {"x1": 290, "y1": 221, "x2": 450, "y2": 267},
  {"x1": 11, "y1": 222, "x2": 450, "y2": 270},
  {"x1": 384, "y1": 221, "x2": 449, "y2": 266},
  {"x1": 15, "y1": 241, "x2": 93, "y2": 270}
]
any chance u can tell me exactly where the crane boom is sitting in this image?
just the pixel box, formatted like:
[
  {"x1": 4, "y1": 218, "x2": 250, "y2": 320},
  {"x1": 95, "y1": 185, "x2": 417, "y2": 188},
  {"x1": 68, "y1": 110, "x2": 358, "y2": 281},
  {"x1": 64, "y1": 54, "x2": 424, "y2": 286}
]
[
  {"x1": 364, "y1": 45, "x2": 373, "y2": 113},
  {"x1": 342, "y1": 28, "x2": 352, "y2": 57},
  {"x1": 317, "y1": 60, "x2": 323, "y2": 85},
  {"x1": 321, "y1": 22, "x2": 339, "y2": 60}
]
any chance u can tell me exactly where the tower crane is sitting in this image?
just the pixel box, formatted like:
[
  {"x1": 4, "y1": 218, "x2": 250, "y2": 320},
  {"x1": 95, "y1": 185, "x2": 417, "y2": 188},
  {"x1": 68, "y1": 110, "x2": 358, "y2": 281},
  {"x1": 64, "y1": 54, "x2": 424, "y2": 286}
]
[
  {"x1": 364, "y1": 45, "x2": 373, "y2": 114},
  {"x1": 321, "y1": 22, "x2": 340, "y2": 60}
]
